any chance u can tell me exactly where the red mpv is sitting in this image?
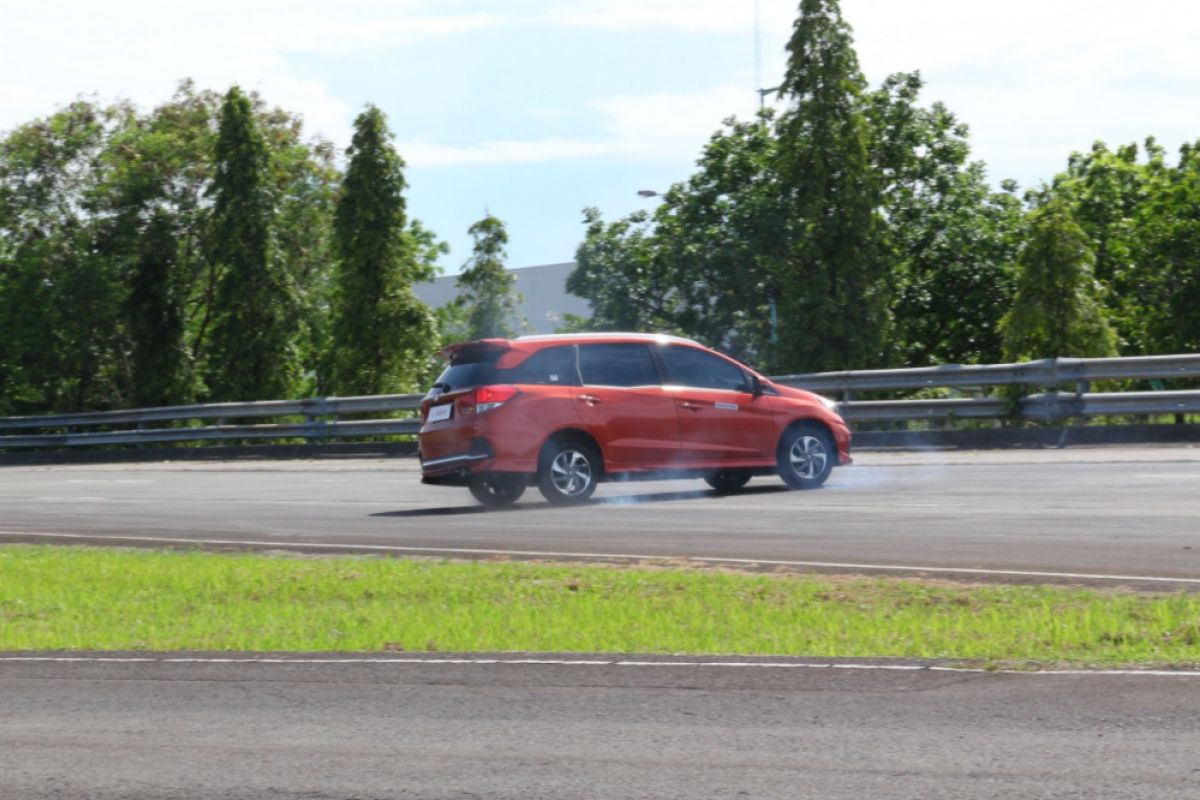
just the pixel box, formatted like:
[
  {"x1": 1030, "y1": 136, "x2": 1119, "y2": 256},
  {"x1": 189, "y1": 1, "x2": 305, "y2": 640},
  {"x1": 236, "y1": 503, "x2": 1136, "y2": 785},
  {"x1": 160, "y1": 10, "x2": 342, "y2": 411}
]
[{"x1": 418, "y1": 333, "x2": 852, "y2": 508}]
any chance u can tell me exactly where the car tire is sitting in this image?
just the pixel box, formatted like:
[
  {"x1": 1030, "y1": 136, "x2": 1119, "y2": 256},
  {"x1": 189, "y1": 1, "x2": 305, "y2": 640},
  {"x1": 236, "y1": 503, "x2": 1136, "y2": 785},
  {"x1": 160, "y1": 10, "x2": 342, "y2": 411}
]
[
  {"x1": 704, "y1": 470, "x2": 752, "y2": 493},
  {"x1": 469, "y1": 475, "x2": 526, "y2": 509},
  {"x1": 777, "y1": 424, "x2": 834, "y2": 489},
  {"x1": 537, "y1": 437, "x2": 600, "y2": 505}
]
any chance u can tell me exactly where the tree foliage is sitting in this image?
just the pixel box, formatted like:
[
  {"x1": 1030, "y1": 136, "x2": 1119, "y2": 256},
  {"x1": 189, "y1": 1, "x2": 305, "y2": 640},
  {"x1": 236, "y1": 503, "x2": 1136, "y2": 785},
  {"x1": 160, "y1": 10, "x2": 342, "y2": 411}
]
[
  {"x1": 772, "y1": 0, "x2": 886, "y2": 371},
  {"x1": 127, "y1": 211, "x2": 190, "y2": 407},
  {"x1": 0, "y1": 101, "x2": 131, "y2": 413},
  {"x1": 1000, "y1": 199, "x2": 1118, "y2": 360},
  {"x1": 0, "y1": 81, "x2": 368, "y2": 414},
  {"x1": 7, "y1": 5, "x2": 1200, "y2": 421},
  {"x1": 870, "y1": 73, "x2": 1023, "y2": 366},
  {"x1": 456, "y1": 214, "x2": 523, "y2": 340},
  {"x1": 203, "y1": 86, "x2": 299, "y2": 401},
  {"x1": 568, "y1": 1, "x2": 1023, "y2": 373},
  {"x1": 327, "y1": 105, "x2": 435, "y2": 396}
]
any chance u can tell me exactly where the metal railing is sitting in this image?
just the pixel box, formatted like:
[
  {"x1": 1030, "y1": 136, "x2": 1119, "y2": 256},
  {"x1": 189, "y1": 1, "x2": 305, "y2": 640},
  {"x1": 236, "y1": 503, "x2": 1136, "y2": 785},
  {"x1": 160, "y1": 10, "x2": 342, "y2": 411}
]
[
  {"x1": 773, "y1": 353, "x2": 1200, "y2": 425},
  {"x1": 0, "y1": 395, "x2": 421, "y2": 450},
  {"x1": 1, "y1": 354, "x2": 1198, "y2": 451}
]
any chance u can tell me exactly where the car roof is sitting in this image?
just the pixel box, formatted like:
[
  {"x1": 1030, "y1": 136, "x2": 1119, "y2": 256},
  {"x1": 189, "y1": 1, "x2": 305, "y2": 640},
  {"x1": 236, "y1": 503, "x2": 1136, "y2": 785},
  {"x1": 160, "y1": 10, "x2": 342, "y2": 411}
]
[
  {"x1": 439, "y1": 332, "x2": 707, "y2": 362},
  {"x1": 513, "y1": 332, "x2": 702, "y2": 346}
]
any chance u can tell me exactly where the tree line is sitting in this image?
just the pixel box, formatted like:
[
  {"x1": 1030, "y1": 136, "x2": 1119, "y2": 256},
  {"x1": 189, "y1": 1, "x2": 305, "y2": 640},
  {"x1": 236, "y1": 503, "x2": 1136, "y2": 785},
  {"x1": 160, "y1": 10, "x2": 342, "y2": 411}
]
[
  {"x1": 568, "y1": 0, "x2": 1200, "y2": 375},
  {"x1": 4, "y1": 0, "x2": 1199, "y2": 417},
  {"x1": 0, "y1": 82, "x2": 519, "y2": 416}
]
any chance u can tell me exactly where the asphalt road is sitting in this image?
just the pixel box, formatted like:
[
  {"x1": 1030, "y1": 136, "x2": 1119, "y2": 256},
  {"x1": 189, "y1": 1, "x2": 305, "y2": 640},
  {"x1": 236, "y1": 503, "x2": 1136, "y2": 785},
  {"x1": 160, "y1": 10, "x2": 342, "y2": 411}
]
[
  {"x1": 3, "y1": 447, "x2": 1200, "y2": 586},
  {"x1": 4, "y1": 654, "x2": 1200, "y2": 800}
]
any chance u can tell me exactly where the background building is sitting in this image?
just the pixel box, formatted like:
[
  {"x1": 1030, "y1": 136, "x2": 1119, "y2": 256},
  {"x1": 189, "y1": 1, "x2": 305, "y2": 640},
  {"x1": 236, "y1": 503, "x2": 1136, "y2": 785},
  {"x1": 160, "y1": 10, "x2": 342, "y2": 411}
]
[{"x1": 414, "y1": 261, "x2": 592, "y2": 335}]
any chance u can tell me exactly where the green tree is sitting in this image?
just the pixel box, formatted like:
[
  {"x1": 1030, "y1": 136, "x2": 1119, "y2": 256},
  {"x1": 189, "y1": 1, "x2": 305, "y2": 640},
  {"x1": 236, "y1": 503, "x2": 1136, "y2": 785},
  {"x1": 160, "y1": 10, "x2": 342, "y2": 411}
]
[
  {"x1": 126, "y1": 211, "x2": 190, "y2": 407},
  {"x1": 568, "y1": 113, "x2": 787, "y2": 367},
  {"x1": 869, "y1": 73, "x2": 1023, "y2": 365},
  {"x1": 1000, "y1": 200, "x2": 1118, "y2": 360},
  {"x1": 567, "y1": 207, "x2": 674, "y2": 332},
  {"x1": 456, "y1": 214, "x2": 523, "y2": 340},
  {"x1": 772, "y1": 0, "x2": 887, "y2": 371},
  {"x1": 0, "y1": 100, "x2": 131, "y2": 413},
  {"x1": 203, "y1": 86, "x2": 298, "y2": 401},
  {"x1": 1032, "y1": 140, "x2": 1162, "y2": 353},
  {"x1": 327, "y1": 105, "x2": 434, "y2": 395},
  {"x1": 1143, "y1": 140, "x2": 1200, "y2": 353}
]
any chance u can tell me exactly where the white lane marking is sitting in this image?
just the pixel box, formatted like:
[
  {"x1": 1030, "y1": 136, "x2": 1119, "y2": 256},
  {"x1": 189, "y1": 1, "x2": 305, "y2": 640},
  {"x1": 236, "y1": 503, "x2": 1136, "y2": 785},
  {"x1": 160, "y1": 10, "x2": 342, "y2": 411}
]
[
  {"x1": 3, "y1": 529, "x2": 1199, "y2": 586},
  {"x1": 1, "y1": 654, "x2": 1199, "y2": 678},
  {"x1": 1133, "y1": 473, "x2": 1200, "y2": 479},
  {"x1": 66, "y1": 479, "x2": 154, "y2": 485},
  {"x1": 32, "y1": 497, "x2": 105, "y2": 502}
]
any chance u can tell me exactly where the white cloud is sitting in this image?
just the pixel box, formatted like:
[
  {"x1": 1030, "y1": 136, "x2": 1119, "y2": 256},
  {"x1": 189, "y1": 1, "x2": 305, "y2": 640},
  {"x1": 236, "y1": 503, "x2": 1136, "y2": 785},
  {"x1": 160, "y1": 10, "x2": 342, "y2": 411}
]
[
  {"x1": 841, "y1": 0, "x2": 1200, "y2": 183},
  {"x1": 0, "y1": 1, "x2": 510, "y2": 144},
  {"x1": 545, "y1": 0, "x2": 793, "y2": 34},
  {"x1": 396, "y1": 137, "x2": 638, "y2": 167},
  {"x1": 591, "y1": 84, "x2": 755, "y2": 148},
  {"x1": 397, "y1": 82, "x2": 757, "y2": 167}
]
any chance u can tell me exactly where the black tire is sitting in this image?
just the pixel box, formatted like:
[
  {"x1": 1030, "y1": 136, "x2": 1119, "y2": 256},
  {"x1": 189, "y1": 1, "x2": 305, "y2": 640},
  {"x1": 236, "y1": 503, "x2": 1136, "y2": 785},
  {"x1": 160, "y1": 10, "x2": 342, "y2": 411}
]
[
  {"x1": 777, "y1": 424, "x2": 834, "y2": 489},
  {"x1": 537, "y1": 437, "x2": 600, "y2": 505},
  {"x1": 469, "y1": 474, "x2": 526, "y2": 509},
  {"x1": 704, "y1": 470, "x2": 752, "y2": 493}
]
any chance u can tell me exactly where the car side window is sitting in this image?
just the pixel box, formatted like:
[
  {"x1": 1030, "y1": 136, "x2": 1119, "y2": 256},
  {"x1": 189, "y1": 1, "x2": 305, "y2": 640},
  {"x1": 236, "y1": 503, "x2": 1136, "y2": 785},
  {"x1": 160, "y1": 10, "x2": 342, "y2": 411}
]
[
  {"x1": 660, "y1": 345, "x2": 750, "y2": 392},
  {"x1": 578, "y1": 344, "x2": 660, "y2": 387},
  {"x1": 504, "y1": 346, "x2": 580, "y2": 386}
]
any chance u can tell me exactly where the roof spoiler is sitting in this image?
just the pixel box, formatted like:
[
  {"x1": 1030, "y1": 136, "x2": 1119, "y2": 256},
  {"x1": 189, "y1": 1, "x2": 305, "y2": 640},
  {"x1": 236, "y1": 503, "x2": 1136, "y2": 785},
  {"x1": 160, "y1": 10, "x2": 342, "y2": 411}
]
[{"x1": 439, "y1": 338, "x2": 513, "y2": 361}]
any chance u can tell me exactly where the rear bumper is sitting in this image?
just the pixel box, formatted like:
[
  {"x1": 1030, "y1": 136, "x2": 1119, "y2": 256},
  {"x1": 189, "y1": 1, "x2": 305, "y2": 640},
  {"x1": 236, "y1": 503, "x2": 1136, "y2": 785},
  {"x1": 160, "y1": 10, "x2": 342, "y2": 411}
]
[
  {"x1": 419, "y1": 437, "x2": 495, "y2": 482},
  {"x1": 420, "y1": 451, "x2": 492, "y2": 471}
]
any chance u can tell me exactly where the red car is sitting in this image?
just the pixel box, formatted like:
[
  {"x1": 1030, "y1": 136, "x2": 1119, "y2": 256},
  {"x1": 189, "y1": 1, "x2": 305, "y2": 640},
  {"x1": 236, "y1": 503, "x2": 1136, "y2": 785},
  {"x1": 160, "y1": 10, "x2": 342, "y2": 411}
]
[{"x1": 418, "y1": 333, "x2": 852, "y2": 508}]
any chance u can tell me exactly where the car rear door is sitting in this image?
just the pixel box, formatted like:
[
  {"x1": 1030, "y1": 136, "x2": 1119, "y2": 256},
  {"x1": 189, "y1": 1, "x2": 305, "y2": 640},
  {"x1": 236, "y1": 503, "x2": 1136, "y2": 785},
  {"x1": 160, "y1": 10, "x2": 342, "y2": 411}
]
[
  {"x1": 658, "y1": 344, "x2": 776, "y2": 465},
  {"x1": 573, "y1": 343, "x2": 680, "y2": 470}
]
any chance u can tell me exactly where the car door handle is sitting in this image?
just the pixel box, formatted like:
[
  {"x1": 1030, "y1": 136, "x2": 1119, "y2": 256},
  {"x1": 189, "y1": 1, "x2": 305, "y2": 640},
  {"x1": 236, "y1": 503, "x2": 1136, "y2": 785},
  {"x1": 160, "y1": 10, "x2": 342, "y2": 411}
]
[
  {"x1": 679, "y1": 401, "x2": 703, "y2": 411},
  {"x1": 578, "y1": 394, "x2": 603, "y2": 405}
]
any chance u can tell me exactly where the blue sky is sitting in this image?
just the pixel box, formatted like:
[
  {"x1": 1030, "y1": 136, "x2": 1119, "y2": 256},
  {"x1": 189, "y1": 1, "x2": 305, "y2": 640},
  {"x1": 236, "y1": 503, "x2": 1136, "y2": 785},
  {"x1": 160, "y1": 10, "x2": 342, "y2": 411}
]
[{"x1": 3, "y1": 1, "x2": 1199, "y2": 273}]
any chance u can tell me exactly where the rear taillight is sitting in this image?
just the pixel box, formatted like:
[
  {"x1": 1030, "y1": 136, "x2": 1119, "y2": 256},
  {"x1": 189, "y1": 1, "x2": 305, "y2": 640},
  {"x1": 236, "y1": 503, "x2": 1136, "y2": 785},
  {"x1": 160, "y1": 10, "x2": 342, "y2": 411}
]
[{"x1": 456, "y1": 385, "x2": 519, "y2": 415}]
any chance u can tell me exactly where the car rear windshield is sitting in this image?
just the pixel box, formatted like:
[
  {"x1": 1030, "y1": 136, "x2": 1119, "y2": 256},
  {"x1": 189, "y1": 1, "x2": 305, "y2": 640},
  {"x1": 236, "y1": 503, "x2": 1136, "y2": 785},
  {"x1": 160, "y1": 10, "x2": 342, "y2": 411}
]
[{"x1": 431, "y1": 347, "x2": 503, "y2": 392}]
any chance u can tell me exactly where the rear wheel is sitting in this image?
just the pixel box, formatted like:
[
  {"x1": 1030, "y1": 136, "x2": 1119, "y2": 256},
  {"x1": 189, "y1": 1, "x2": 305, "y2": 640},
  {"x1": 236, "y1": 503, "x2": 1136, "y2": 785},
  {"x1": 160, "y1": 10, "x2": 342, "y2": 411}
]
[
  {"x1": 777, "y1": 425, "x2": 834, "y2": 489},
  {"x1": 704, "y1": 470, "x2": 752, "y2": 493},
  {"x1": 469, "y1": 475, "x2": 526, "y2": 509},
  {"x1": 538, "y1": 438, "x2": 599, "y2": 505}
]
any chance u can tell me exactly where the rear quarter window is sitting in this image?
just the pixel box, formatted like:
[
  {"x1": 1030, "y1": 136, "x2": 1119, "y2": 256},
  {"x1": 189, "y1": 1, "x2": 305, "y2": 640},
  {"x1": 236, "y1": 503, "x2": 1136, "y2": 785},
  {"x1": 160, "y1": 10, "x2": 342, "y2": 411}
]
[{"x1": 503, "y1": 345, "x2": 580, "y2": 386}]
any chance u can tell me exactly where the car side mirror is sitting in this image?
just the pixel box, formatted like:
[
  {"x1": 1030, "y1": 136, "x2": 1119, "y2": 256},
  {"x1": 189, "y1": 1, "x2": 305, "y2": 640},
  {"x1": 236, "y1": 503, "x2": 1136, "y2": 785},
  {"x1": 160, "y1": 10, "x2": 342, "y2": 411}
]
[{"x1": 750, "y1": 375, "x2": 764, "y2": 397}]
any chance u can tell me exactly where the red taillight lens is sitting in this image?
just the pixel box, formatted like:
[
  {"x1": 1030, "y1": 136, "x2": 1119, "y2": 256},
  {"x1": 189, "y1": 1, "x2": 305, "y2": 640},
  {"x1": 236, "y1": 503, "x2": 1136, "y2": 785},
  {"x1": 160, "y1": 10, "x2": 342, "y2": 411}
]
[{"x1": 458, "y1": 385, "x2": 518, "y2": 415}]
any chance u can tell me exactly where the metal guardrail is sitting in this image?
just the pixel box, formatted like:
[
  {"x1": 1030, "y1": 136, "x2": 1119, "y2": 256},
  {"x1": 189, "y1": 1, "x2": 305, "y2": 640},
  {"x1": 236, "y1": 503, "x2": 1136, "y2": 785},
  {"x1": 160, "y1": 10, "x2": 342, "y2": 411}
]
[
  {"x1": 1, "y1": 354, "x2": 1198, "y2": 450},
  {"x1": 0, "y1": 394, "x2": 421, "y2": 450},
  {"x1": 835, "y1": 391, "x2": 1200, "y2": 424},
  {"x1": 774, "y1": 354, "x2": 1200, "y2": 396}
]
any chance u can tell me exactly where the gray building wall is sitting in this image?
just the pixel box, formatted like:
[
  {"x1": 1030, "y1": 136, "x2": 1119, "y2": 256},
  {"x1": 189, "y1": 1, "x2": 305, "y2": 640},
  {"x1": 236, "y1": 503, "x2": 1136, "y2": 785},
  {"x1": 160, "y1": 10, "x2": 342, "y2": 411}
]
[{"x1": 413, "y1": 261, "x2": 593, "y2": 335}]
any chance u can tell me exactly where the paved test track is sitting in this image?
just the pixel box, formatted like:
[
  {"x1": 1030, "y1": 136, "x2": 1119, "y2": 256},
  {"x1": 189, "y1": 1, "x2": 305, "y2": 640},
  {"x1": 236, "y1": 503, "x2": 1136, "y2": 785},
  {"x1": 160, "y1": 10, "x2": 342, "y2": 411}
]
[
  {"x1": 3, "y1": 447, "x2": 1200, "y2": 585},
  {"x1": 4, "y1": 654, "x2": 1200, "y2": 800},
  {"x1": 5, "y1": 449, "x2": 1200, "y2": 798}
]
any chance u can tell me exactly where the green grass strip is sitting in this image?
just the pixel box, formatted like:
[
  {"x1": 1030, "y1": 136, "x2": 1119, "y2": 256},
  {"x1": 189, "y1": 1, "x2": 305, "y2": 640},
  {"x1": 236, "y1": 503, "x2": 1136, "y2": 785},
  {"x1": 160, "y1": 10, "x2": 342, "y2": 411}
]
[{"x1": 3, "y1": 544, "x2": 1200, "y2": 667}]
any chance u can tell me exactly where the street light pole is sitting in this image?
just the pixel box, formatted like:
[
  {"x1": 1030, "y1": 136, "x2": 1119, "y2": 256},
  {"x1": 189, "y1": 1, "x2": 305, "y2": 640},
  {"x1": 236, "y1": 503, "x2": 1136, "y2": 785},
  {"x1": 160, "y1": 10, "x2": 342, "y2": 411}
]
[{"x1": 757, "y1": 85, "x2": 781, "y2": 110}]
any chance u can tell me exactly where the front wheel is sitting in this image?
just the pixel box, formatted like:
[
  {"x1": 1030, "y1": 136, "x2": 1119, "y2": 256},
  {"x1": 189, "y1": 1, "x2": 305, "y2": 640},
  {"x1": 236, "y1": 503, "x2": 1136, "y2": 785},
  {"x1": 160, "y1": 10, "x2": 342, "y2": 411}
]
[
  {"x1": 538, "y1": 439, "x2": 599, "y2": 505},
  {"x1": 777, "y1": 425, "x2": 834, "y2": 489},
  {"x1": 704, "y1": 470, "x2": 752, "y2": 493},
  {"x1": 469, "y1": 475, "x2": 526, "y2": 509}
]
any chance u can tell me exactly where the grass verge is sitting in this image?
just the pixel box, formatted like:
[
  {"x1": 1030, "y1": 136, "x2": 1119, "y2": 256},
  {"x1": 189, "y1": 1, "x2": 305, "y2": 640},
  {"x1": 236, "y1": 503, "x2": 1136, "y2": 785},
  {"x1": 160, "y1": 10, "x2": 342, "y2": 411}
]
[{"x1": 3, "y1": 544, "x2": 1200, "y2": 667}]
